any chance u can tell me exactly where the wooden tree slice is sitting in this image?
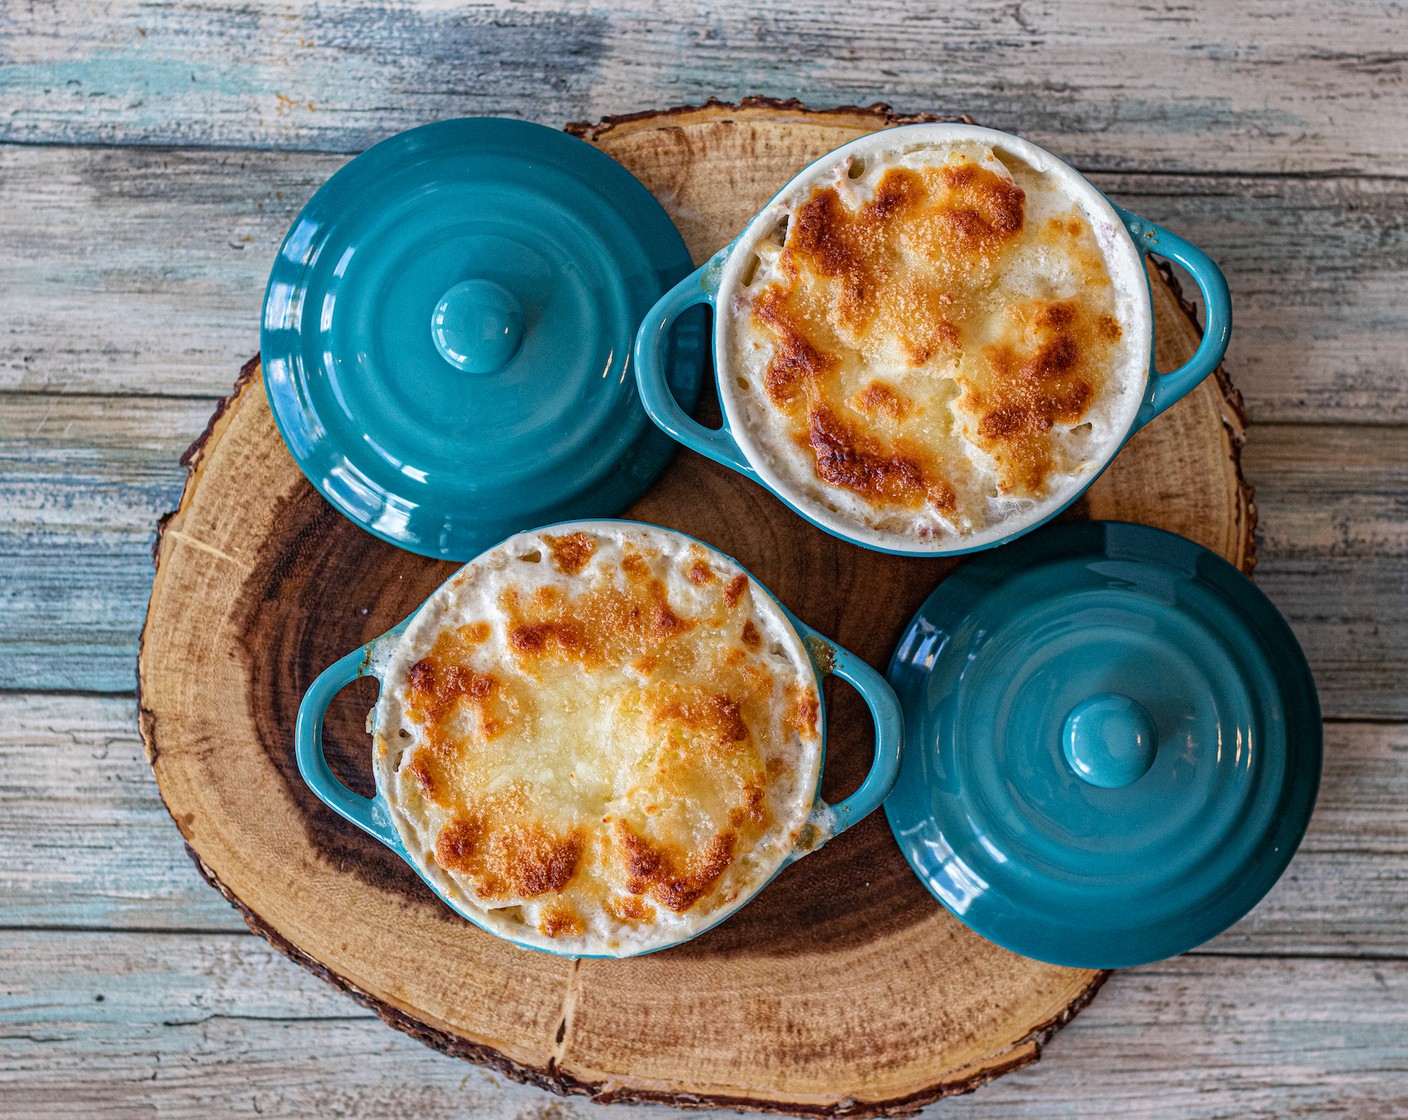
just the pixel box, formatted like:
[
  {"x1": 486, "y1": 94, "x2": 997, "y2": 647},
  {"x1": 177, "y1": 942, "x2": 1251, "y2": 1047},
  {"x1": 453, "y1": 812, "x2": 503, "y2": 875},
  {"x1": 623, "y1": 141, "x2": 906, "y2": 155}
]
[{"x1": 139, "y1": 101, "x2": 1254, "y2": 1117}]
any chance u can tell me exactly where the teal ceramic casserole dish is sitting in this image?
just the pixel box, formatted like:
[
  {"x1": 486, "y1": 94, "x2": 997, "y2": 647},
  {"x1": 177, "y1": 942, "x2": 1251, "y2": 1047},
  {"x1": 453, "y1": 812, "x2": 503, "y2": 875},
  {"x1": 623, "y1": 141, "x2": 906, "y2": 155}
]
[
  {"x1": 634, "y1": 124, "x2": 1232, "y2": 557},
  {"x1": 295, "y1": 519, "x2": 902, "y2": 959}
]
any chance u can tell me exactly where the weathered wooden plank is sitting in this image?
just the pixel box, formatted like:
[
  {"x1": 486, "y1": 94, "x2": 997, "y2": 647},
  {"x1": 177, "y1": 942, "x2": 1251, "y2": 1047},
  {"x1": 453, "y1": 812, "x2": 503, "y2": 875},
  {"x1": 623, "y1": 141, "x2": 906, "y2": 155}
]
[
  {"x1": 0, "y1": 694, "x2": 242, "y2": 932},
  {"x1": 1104, "y1": 172, "x2": 1408, "y2": 425},
  {"x1": 1, "y1": 930, "x2": 1404, "y2": 1118},
  {"x1": 0, "y1": 394, "x2": 215, "y2": 692},
  {"x1": 3, "y1": 692, "x2": 1404, "y2": 956},
  {"x1": 1252, "y1": 555, "x2": 1408, "y2": 722},
  {"x1": 3, "y1": 391, "x2": 1404, "y2": 712},
  {"x1": 2, "y1": 1, "x2": 1405, "y2": 176},
  {"x1": 1246, "y1": 423, "x2": 1408, "y2": 562},
  {"x1": 1244, "y1": 424, "x2": 1408, "y2": 721},
  {"x1": 3, "y1": 145, "x2": 1408, "y2": 421},
  {"x1": 0, "y1": 144, "x2": 317, "y2": 400}
]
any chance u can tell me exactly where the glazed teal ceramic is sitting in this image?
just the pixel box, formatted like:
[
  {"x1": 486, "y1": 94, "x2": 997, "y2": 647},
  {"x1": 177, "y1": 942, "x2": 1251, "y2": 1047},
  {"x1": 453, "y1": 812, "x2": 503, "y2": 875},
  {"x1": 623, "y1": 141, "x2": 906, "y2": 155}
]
[
  {"x1": 262, "y1": 118, "x2": 703, "y2": 560},
  {"x1": 295, "y1": 519, "x2": 903, "y2": 959},
  {"x1": 634, "y1": 123, "x2": 1232, "y2": 557},
  {"x1": 884, "y1": 521, "x2": 1322, "y2": 969}
]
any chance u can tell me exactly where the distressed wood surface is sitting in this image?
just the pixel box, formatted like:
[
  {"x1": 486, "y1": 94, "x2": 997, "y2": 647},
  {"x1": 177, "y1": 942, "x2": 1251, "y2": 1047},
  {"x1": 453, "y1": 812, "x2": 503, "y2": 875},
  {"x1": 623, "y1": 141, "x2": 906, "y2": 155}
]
[
  {"x1": 4, "y1": 693, "x2": 1405, "y2": 956},
  {"x1": 4, "y1": 144, "x2": 1407, "y2": 423},
  {"x1": 0, "y1": 394, "x2": 217, "y2": 694},
  {"x1": 3, "y1": 932, "x2": 1406, "y2": 1119},
  {"x1": 2, "y1": 0, "x2": 1406, "y2": 1113},
  {"x1": 0, "y1": 695, "x2": 242, "y2": 932},
  {"x1": 2, "y1": 1, "x2": 1405, "y2": 177}
]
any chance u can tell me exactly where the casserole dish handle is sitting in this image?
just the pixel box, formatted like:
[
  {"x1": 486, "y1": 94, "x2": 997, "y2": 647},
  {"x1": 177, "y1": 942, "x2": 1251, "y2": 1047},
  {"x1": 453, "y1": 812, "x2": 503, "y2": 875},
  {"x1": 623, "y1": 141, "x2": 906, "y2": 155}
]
[
  {"x1": 296, "y1": 646, "x2": 400, "y2": 847},
  {"x1": 789, "y1": 618, "x2": 904, "y2": 846},
  {"x1": 1116, "y1": 205, "x2": 1233, "y2": 424},
  {"x1": 634, "y1": 253, "x2": 758, "y2": 479}
]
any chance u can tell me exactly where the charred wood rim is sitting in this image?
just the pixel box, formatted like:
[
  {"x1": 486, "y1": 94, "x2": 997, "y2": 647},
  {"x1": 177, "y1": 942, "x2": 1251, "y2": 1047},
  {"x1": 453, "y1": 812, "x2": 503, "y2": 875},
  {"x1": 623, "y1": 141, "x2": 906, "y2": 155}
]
[
  {"x1": 563, "y1": 96, "x2": 972, "y2": 141},
  {"x1": 137, "y1": 100, "x2": 1252, "y2": 1117}
]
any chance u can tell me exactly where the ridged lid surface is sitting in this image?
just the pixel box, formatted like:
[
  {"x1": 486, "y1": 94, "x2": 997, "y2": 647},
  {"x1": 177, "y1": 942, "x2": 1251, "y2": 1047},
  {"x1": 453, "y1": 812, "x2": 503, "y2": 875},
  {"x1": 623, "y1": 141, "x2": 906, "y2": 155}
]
[
  {"x1": 261, "y1": 118, "x2": 702, "y2": 559},
  {"x1": 884, "y1": 521, "x2": 1322, "y2": 968}
]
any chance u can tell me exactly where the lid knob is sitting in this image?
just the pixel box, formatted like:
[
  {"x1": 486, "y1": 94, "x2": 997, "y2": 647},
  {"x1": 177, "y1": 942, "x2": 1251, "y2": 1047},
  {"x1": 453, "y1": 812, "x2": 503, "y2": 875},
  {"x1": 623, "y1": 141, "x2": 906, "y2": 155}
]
[
  {"x1": 1062, "y1": 693, "x2": 1157, "y2": 789},
  {"x1": 431, "y1": 279, "x2": 525, "y2": 374}
]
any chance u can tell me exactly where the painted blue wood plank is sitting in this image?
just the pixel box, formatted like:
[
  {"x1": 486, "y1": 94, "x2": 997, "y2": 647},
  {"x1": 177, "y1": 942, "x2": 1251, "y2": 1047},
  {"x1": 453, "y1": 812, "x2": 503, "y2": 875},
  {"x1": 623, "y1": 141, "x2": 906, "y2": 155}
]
[
  {"x1": 0, "y1": 144, "x2": 339, "y2": 398},
  {"x1": 1098, "y1": 172, "x2": 1408, "y2": 426},
  {"x1": 4, "y1": 144, "x2": 1408, "y2": 424},
  {"x1": 0, "y1": 695, "x2": 242, "y2": 931},
  {"x1": 4, "y1": 391, "x2": 1405, "y2": 713},
  {"x1": 0, "y1": 395, "x2": 210, "y2": 692},
  {"x1": 1, "y1": 932, "x2": 1405, "y2": 1118},
  {"x1": 3, "y1": 691, "x2": 1404, "y2": 951},
  {"x1": 1, "y1": 1, "x2": 1404, "y2": 175}
]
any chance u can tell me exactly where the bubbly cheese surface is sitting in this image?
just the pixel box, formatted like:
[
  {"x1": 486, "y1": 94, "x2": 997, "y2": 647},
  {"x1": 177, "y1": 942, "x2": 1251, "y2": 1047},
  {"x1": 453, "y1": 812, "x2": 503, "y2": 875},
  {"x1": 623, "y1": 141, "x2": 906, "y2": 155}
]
[
  {"x1": 371, "y1": 524, "x2": 824, "y2": 956},
  {"x1": 723, "y1": 138, "x2": 1147, "y2": 548}
]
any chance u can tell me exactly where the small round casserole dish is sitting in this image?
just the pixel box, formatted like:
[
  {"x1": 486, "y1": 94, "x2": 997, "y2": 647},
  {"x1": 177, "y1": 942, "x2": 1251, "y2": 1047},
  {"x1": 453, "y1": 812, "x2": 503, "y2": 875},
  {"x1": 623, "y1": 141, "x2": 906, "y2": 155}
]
[
  {"x1": 294, "y1": 520, "x2": 902, "y2": 959},
  {"x1": 634, "y1": 123, "x2": 1231, "y2": 556}
]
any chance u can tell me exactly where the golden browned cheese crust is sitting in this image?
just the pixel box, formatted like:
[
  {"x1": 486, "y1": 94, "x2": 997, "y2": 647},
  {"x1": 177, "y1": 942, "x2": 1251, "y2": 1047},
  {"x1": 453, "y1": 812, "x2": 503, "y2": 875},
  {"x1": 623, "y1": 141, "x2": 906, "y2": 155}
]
[
  {"x1": 962, "y1": 289, "x2": 1124, "y2": 493},
  {"x1": 741, "y1": 150, "x2": 1124, "y2": 521},
  {"x1": 378, "y1": 527, "x2": 823, "y2": 953}
]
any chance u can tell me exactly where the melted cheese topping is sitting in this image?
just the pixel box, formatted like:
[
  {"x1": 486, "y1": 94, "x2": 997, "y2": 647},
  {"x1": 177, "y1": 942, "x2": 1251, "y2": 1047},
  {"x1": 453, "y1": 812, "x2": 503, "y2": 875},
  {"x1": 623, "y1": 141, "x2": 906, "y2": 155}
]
[
  {"x1": 723, "y1": 136, "x2": 1147, "y2": 548},
  {"x1": 371, "y1": 524, "x2": 823, "y2": 956}
]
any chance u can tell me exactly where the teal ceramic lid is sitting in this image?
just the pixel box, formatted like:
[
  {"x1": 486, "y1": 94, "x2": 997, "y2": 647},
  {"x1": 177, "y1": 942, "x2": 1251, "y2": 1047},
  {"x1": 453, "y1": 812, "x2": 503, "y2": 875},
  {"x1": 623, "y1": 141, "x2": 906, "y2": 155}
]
[
  {"x1": 884, "y1": 521, "x2": 1321, "y2": 969},
  {"x1": 261, "y1": 118, "x2": 703, "y2": 559}
]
